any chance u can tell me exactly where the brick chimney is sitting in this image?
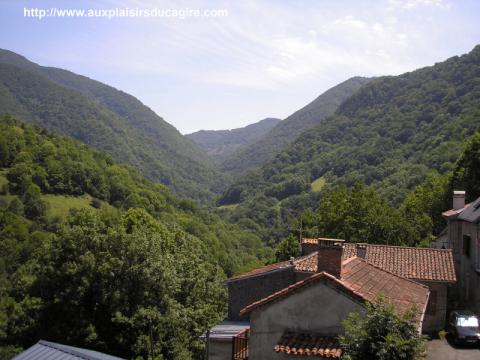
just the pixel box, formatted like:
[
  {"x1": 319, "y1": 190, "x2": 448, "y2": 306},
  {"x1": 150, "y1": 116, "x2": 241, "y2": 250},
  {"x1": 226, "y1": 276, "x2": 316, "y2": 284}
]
[
  {"x1": 317, "y1": 238, "x2": 345, "y2": 278},
  {"x1": 453, "y1": 190, "x2": 466, "y2": 210}
]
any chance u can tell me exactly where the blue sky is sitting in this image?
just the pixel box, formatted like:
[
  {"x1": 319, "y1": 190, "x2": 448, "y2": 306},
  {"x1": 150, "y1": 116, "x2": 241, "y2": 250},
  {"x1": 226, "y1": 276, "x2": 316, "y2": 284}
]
[{"x1": 1, "y1": 0, "x2": 479, "y2": 133}]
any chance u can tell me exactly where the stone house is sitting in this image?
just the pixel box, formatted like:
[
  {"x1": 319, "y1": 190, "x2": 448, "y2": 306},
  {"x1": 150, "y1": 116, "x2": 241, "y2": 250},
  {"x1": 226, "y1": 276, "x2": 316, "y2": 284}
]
[
  {"x1": 434, "y1": 191, "x2": 480, "y2": 313},
  {"x1": 207, "y1": 238, "x2": 456, "y2": 359}
]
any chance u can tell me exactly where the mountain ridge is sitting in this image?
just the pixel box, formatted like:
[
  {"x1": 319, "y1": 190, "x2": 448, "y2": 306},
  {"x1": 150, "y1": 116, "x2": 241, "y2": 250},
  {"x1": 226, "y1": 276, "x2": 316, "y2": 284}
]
[
  {"x1": 220, "y1": 76, "x2": 372, "y2": 176},
  {"x1": 0, "y1": 49, "x2": 224, "y2": 203},
  {"x1": 186, "y1": 117, "x2": 281, "y2": 162}
]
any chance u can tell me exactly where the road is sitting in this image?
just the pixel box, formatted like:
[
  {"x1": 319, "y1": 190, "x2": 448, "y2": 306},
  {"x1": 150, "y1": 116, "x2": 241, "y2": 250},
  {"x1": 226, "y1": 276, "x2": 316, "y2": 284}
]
[{"x1": 427, "y1": 338, "x2": 480, "y2": 360}]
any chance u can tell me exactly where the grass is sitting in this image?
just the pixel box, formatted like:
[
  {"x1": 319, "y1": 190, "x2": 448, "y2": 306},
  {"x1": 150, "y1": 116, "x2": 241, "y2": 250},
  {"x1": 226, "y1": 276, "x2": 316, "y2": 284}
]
[
  {"x1": 218, "y1": 203, "x2": 239, "y2": 210},
  {"x1": 42, "y1": 194, "x2": 94, "y2": 218},
  {"x1": 311, "y1": 177, "x2": 326, "y2": 192}
]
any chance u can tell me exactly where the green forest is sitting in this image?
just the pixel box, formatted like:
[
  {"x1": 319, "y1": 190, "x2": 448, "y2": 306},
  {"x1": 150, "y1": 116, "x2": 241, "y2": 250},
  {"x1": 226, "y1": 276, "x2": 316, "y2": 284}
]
[
  {"x1": 218, "y1": 44, "x2": 480, "y2": 246},
  {"x1": 0, "y1": 116, "x2": 270, "y2": 359}
]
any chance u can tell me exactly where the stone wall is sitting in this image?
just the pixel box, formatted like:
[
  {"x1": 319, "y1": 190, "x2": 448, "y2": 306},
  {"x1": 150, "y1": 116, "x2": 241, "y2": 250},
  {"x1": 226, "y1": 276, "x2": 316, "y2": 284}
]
[
  {"x1": 227, "y1": 267, "x2": 296, "y2": 320},
  {"x1": 420, "y1": 281, "x2": 448, "y2": 333}
]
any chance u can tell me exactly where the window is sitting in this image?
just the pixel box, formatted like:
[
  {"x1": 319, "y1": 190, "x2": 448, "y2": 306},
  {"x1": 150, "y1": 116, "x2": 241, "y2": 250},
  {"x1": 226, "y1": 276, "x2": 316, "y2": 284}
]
[
  {"x1": 426, "y1": 291, "x2": 437, "y2": 316},
  {"x1": 463, "y1": 235, "x2": 471, "y2": 258}
]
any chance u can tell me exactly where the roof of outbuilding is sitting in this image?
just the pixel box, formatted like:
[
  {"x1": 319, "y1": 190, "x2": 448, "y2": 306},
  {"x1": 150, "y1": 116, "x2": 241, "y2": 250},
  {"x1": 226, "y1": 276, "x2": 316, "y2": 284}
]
[
  {"x1": 274, "y1": 332, "x2": 342, "y2": 358},
  {"x1": 240, "y1": 257, "x2": 430, "y2": 322},
  {"x1": 296, "y1": 240, "x2": 456, "y2": 283},
  {"x1": 12, "y1": 340, "x2": 124, "y2": 360}
]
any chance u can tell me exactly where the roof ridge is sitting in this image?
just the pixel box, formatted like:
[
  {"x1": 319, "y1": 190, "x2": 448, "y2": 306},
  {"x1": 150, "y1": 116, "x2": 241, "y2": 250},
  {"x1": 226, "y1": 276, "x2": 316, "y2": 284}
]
[
  {"x1": 38, "y1": 340, "x2": 103, "y2": 360},
  {"x1": 239, "y1": 271, "x2": 366, "y2": 316},
  {"x1": 345, "y1": 242, "x2": 453, "y2": 252}
]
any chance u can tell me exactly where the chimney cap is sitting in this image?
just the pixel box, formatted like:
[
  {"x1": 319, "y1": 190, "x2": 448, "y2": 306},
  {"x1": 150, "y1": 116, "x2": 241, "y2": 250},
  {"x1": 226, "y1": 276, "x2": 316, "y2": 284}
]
[{"x1": 454, "y1": 190, "x2": 466, "y2": 195}]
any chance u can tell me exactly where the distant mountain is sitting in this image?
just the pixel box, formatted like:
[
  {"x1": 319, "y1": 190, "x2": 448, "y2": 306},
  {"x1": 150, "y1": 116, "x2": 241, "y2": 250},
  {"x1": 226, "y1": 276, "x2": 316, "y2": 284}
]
[
  {"x1": 218, "y1": 45, "x2": 480, "y2": 244},
  {"x1": 220, "y1": 76, "x2": 371, "y2": 175},
  {"x1": 0, "y1": 49, "x2": 224, "y2": 202},
  {"x1": 186, "y1": 117, "x2": 281, "y2": 162}
]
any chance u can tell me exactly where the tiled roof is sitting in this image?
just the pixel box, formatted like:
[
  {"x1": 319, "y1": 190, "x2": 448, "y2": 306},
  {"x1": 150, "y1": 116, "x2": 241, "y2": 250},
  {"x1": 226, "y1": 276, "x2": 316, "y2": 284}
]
[
  {"x1": 12, "y1": 340, "x2": 124, "y2": 360},
  {"x1": 274, "y1": 332, "x2": 342, "y2": 358},
  {"x1": 293, "y1": 252, "x2": 318, "y2": 272},
  {"x1": 298, "y1": 240, "x2": 456, "y2": 282},
  {"x1": 343, "y1": 243, "x2": 456, "y2": 282},
  {"x1": 341, "y1": 257, "x2": 429, "y2": 322},
  {"x1": 240, "y1": 258, "x2": 429, "y2": 323},
  {"x1": 240, "y1": 271, "x2": 365, "y2": 316},
  {"x1": 228, "y1": 260, "x2": 292, "y2": 282}
]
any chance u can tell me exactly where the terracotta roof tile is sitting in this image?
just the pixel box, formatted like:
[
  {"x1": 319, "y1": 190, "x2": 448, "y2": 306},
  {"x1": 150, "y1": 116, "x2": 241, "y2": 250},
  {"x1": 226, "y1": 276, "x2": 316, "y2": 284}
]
[
  {"x1": 341, "y1": 257, "x2": 430, "y2": 322},
  {"x1": 274, "y1": 332, "x2": 342, "y2": 358},
  {"x1": 293, "y1": 252, "x2": 318, "y2": 272},
  {"x1": 298, "y1": 241, "x2": 456, "y2": 282}
]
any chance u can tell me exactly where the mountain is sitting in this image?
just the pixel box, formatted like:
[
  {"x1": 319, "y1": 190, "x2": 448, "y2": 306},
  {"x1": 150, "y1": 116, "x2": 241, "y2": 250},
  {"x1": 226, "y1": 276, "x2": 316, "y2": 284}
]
[
  {"x1": 220, "y1": 76, "x2": 371, "y2": 175},
  {"x1": 218, "y1": 45, "x2": 480, "y2": 244},
  {"x1": 186, "y1": 117, "x2": 280, "y2": 162},
  {"x1": 0, "y1": 49, "x2": 224, "y2": 203}
]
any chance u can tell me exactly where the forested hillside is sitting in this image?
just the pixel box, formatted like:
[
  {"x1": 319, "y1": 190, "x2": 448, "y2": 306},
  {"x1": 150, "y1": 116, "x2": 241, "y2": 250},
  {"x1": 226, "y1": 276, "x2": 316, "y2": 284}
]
[
  {"x1": 0, "y1": 49, "x2": 224, "y2": 203},
  {"x1": 0, "y1": 116, "x2": 270, "y2": 359},
  {"x1": 219, "y1": 45, "x2": 480, "y2": 245},
  {"x1": 220, "y1": 76, "x2": 371, "y2": 175},
  {"x1": 186, "y1": 117, "x2": 280, "y2": 162}
]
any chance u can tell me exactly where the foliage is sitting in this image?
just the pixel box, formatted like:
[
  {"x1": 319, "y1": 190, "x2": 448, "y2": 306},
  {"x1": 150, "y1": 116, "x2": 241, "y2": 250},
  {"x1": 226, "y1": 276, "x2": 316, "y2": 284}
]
[
  {"x1": 0, "y1": 116, "x2": 271, "y2": 359},
  {"x1": 219, "y1": 45, "x2": 480, "y2": 245},
  {"x1": 450, "y1": 132, "x2": 480, "y2": 202},
  {"x1": 0, "y1": 49, "x2": 225, "y2": 203},
  {"x1": 275, "y1": 234, "x2": 301, "y2": 261},
  {"x1": 340, "y1": 297, "x2": 426, "y2": 360},
  {"x1": 221, "y1": 77, "x2": 371, "y2": 176}
]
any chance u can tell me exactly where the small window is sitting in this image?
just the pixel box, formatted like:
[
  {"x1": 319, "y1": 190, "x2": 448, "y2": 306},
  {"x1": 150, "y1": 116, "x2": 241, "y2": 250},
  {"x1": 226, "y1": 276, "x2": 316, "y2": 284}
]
[
  {"x1": 463, "y1": 235, "x2": 471, "y2": 258},
  {"x1": 427, "y1": 291, "x2": 437, "y2": 316}
]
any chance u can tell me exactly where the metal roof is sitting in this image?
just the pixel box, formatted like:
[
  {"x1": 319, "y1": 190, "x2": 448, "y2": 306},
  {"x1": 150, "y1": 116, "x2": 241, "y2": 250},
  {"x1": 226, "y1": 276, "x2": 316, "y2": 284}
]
[
  {"x1": 12, "y1": 340, "x2": 124, "y2": 360},
  {"x1": 207, "y1": 321, "x2": 250, "y2": 341}
]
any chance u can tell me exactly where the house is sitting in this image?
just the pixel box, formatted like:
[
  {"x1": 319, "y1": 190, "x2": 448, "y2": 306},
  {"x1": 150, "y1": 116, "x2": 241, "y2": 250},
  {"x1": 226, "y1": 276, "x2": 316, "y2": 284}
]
[
  {"x1": 12, "y1": 340, "x2": 124, "y2": 360},
  {"x1": 207, "y1": 238, "x2": 456, "y2": 360},
  {"x1": 434, "y1": 190, "x2": 480, "y2": 313}
]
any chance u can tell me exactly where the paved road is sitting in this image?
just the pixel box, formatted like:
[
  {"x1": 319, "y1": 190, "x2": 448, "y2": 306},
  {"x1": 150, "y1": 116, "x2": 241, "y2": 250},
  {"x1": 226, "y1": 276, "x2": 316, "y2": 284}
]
[{"x1": 427, "y1": 339, "x2": 480, "y2": 360}]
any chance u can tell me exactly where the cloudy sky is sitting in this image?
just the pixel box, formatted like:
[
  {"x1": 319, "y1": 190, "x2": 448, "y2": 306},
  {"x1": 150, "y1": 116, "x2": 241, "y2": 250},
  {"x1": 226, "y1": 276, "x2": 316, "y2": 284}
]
[{"x1": 1, "y1": 0, "x2": 479, "y2": 133}]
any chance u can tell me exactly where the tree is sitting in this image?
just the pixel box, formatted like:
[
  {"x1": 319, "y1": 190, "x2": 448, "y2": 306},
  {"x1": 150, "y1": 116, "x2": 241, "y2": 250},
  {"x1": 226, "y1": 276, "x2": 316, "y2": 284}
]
[
  {"x1": 340, "y1": 297, "x2": 425, "y2": 360},
  {"x1": 21, "y1": 184, "x2": 46, "y2": 219},
  {"x1": 275, "y1": 234, "x2": 301, "y2": 261}
]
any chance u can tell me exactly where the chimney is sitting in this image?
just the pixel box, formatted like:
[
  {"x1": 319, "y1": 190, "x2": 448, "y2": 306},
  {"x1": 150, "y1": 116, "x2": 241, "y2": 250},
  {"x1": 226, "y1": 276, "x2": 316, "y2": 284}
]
[
  {"x1": 317, "y1": 238, "x2": 345, "y2": 278},
  {"x1": 356, "y1": 243, "x2": 367, "y2": 259},
  {"x1": 453, "y1": 190, "x2": 466, "y2": 210}
]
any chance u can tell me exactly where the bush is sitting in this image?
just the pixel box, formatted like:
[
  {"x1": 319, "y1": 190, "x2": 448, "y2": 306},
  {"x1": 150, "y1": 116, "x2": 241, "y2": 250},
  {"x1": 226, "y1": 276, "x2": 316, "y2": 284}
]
[{"x1": 340, "y1": 296, "x2": 426, "y2": 360}]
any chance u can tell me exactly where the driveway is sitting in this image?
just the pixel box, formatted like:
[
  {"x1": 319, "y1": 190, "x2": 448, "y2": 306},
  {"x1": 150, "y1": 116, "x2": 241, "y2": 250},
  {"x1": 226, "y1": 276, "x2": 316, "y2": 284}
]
[{"x1": 427, "y1": 337, "x2": 480, "y2": 360}]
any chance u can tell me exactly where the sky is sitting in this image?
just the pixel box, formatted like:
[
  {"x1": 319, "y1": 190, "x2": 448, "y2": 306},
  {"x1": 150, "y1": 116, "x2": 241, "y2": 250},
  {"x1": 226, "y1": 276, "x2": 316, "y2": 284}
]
[{"x1": 0, "y1": 0, "x2": 479, "y2": 134}]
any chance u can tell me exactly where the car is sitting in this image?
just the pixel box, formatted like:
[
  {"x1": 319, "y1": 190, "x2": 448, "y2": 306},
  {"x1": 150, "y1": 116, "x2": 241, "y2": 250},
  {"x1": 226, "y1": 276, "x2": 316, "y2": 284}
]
[{"x1": 448, "y1": 310, "x2": 480, "y2": 346}]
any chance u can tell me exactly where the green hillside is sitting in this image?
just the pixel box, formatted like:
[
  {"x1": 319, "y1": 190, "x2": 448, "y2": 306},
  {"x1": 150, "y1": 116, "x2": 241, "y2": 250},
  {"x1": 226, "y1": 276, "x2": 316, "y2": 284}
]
[
  {"x1": 0, "y1": 115, "x2": 271, "y2": 358},
  {"x1": 218, "y1": 45, "x2": 480, "y2": 244},
  {"x1": 186, "y1": 117, "x2": 281, "y2": 162},
  {"x1": 220, "y1": 76, "x2": 371, "y2": 175},
  {"x1": 0, "y1": 49, "x2": 224, "y2": 203}
]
